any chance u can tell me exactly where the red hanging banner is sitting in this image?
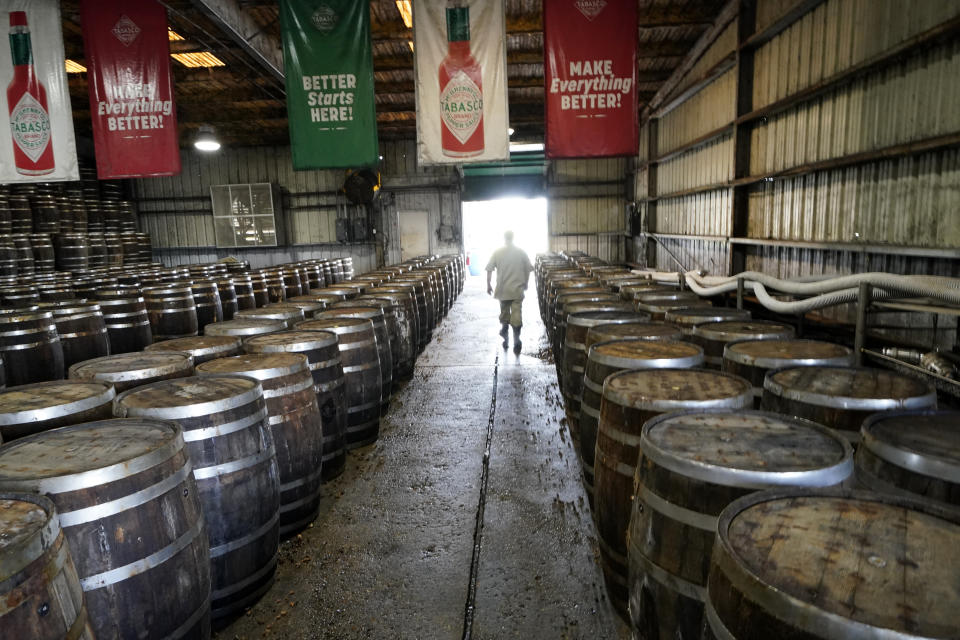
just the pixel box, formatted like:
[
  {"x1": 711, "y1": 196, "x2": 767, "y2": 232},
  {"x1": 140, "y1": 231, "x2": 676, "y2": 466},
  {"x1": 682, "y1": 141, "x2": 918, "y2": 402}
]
[
  {"x1": 544, "y1": 0, "x2": 638, "y2": 159},
  {"x1": 80, "y1": 0, "x2": 180, "y2": 178}
]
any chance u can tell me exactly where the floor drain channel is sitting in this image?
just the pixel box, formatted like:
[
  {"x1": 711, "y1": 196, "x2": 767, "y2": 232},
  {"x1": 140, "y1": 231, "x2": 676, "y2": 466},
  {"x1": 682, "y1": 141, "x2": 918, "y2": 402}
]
[{"x1": 461, "y1": 354, "x2": 498, "y2": 640}]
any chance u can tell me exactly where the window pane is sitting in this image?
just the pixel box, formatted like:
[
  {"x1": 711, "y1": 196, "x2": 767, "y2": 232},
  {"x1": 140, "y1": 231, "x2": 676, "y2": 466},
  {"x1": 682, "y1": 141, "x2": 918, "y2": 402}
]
[{"x1": 250, "y1": 184, "x2": 273, "y2": 214}]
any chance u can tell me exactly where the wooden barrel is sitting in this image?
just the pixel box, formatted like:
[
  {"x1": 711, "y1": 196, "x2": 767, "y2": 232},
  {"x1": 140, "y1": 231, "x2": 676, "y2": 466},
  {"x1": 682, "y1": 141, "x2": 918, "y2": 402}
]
[
  {"x1": 204, "y1": 318, "x2": 285, "y2": 338},
  {"x1": 94, "y1": 292, "x2": 153, "y2": 354},
  {"x1": 114, "y1": 375, "x2": 279, "y2": 623},
  {"x1": 319, "y1": 307, "x2": 393, "y2": 414},
  {"x1": 235, "y1": 303, "x2": 305, "y2": 329},
  {"x1": 103, "y1": 232, "x2": 123, "y2": 266},
  {"x1": 247, "y1": 272, "x2": 268, "y2": 308},
  {"x1": 54, "y1": 233, "x2": 88, "y2": 272},
  {"x1": 0, "y1": 284, "x2": 40, "y2": 307},
  {"x1": 392, "y1": 277, "x2": 434, "y2": 340},
  {"x1": 213, "y1": 278, "x2": 238, "y2": 321},
  {"x1": 37, "y1": 283, "x2": 75, "y2": 302},
  {"x1": 231, "y1": 274, "x2": 257, "y2": 311},
  {"x1": 556, "y1": 301, "x2": 633, "y2": 378},
  {"x1": 296, "y1": 317, "x2": 380, "y2": 449},
  {"x1": 0, "y1": 420, "x2": 211, "y2": 639},
  {"x1": 723, "y1": 338, "x2": 854, "y2": 404},
  {"x1": 635, "y1": 292, "x2": 712, "y2": 321},
  {"x1": 552, "y1": 290, "x2": 614, "y2": 351},
  {"x1": 692, "y1": 320, "x2": 796, "y2": 368},
  {"x1": 145, "y1": 335, "x2": 242, "y2": 364},
  {"x1": 288, "y1": 293, "x2": 340, "y2": 313},
  {"x1": 579, "y1": 340, "x2": 705, "y2": 508},
  {"x1": 262, "y1": 270, "x2": 286, "y2": 303},
  {"x1": 69, "y1": 351, "x2": 194, "y2": 392},
  {"x1": 198, "y1": 353, "x2": 324, "y2": 535},
  {"x1": 283, "y1": 298, "x2": 325, "y2": 318},
  {"x1": 0, "y1": 492, "x2": 95, "y2": 640},
  {"x1": 761, "y1": 366, "x2": 937, "y2": 444},
  {"x1": 627, "y1": 410, "x2": 853, "y2": 640},
  {"x1": 29, "y1": 232, "x2": 55, "y2": 272},
  {"x1": 191, "y1": 281, "x2": 223, "y2": 332},
  {"x1": 551, "y1": 286, "x2": 610, "y2": 338},
  {"x1": 585, "y1": 322, "x2": 683, "y2": 350},
  {"x1": 360, "y1": 295, "x2": 416, "y2": 382},
  {"x1": 561, "y1": 311, "x2": 649, "y2": 433},
  {"x1": 143, "y1": 285, "x2": 199, "y2": 340},
  {"x1": 595, "y1": 368, "x2": 751, "y2": 617},
  {"x1": 41, "y1": 301, "x2": 110, "y2": 373},
  {"x1": 280, "y1": 269, "x2": 303, "y2": 299},
  {"x1": 376, "y1": 284, "x2": 425, "y2": 355},
  {"x1": 0, "y1": 310, "x2": 64, "y2": 385},
  {"x1": 86, "y1": 232, "x2": 107, "y2": 269},
  {"x1": 0, "y1": 380, "x2": 115, "y2": 441},
  {"x1": 663, "y1": 307, "x2": 751, "y2": 336},
  {"x1": 703, "y1": 489, "x2": 960, "y2": 640},
  {"x1": 855, "y1": 410, "x2": 960, "y2": 508}
]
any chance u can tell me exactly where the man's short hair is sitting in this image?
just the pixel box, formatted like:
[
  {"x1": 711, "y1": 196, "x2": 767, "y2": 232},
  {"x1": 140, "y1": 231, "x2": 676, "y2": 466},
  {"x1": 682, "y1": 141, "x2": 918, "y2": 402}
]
[{"x1": 504, "y1": 230, "x2": 514, "y2": 243}]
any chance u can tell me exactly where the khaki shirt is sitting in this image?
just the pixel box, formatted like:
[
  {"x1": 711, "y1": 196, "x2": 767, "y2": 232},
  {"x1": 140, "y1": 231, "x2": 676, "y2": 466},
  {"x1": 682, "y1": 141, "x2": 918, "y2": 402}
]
[{"x1": 486, "y1": 244, "x2": 533, "y2": 300}]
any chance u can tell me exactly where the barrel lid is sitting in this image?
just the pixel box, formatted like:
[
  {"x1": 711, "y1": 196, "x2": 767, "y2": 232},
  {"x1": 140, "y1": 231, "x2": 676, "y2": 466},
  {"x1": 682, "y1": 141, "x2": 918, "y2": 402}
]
[
  {"x1": 115, "y1": 375, "x2": 262, "y2": 419},
  {"x1": 145, "y1": 335, "x2": 241, "y2": 357},
  {"x1": 0, "y1": 493, "x2": 58, "y2": 576},
  {"x1": 860, "y1": 410, "x2": 960, "y2": 483},
  {"x1": 235, "y1": 305, "x2": 305, "y2": 321},
  {"x1": 69, "y1": 352, "x2": 193, "y2": 382},
  {"x1": 724, "y1": 338, "x2": 854, "y2": 369},
  {"x1": 555, "y1": 288, "x2": 611, "y2": 301},
  {"x1": 764, "y1": 366, "x2": 937, "y2": 411},
  {"x1": 283, "y1": 299, "x2": 324, "y2": 313},
  {"x1": 204, "y1": 318, "x2": 285, "y2": 336},
  {"x1": 245, "y1": 329, "x2": 338, "y2": 352},
  {"x1": 636, "y1": 291, "x2": 701, "y2": 303},
  {"x1": 586, "y1": 322, "x2": 682, "y2": 346},
  {"x1": 567, "y1": 310, "x2": 648, "y2": 328},
  {"x1": 642, "y1": 410, "x2": 852, "y2": 489},
  {"x1": 602, "y1": 368, "x2": 752, "y2": 411},
  {"x1": 0, "y1": 381, "x2": 116, "y2": 425},
  {"x1": 288, "y1": 294, "x2": 340, "y2": 304},
  {"x1": 636, "y1": 300, "x2": 712, "y2": 314},
  {"x1": 715, "y1": 489, "x2": 960, "y2": 639},
  {"x1": 296, "y1": 317, "x2": 370, "y2": 334},
  {"x1": 311, "y1": 287, "x2": 354, "y2": 296},
  {"x1": 693, "y1": 320, "x2": 796, "y2": 342},
  {"x1": 590, "y1": 339, "x2": 704, "y2": 369},
  {"x1": 197, "y1": 352, "x2": 309, "y2": 381},
  {"x1": 0, "y1": 419, "x2": 183, "y2": 493},
  {"x1": 142, "y1": 285, "x2": 192, "y2": 295},
  {"x1": 664, "y1": 307, "x2": 751, "y2": 330},
  {"x1": 564, "y1": 302, "x2": 633, "y2": 318}
]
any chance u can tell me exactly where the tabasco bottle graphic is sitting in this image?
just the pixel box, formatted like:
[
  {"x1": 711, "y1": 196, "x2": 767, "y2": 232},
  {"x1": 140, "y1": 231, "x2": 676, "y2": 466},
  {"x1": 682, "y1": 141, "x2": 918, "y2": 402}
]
[
  {"x1": 439, "y1": 1, "x2": 483, "y2": 157},
  {"x1": 7, "y1": 11, "x2": 53, "y2": 176}
]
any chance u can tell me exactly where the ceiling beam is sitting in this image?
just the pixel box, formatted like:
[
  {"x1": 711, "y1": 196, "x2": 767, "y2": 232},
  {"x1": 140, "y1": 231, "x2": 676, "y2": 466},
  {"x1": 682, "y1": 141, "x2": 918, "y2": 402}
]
[
  {"x1": 190, "y1": 0, "x2": 284, "y2": 81},
  {"x1": 637, "y1": 39, "x2": 701, "y2": 58},
  {"x1": 637, "y1": 4, "x2": 721, "y2": 27}
]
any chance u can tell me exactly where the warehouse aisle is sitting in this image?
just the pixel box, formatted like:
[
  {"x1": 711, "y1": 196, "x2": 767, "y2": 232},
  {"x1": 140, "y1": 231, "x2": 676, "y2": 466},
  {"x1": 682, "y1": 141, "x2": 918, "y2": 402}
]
[{"x1": 219, "y1": 276, "x2": 626, "y2": 639}]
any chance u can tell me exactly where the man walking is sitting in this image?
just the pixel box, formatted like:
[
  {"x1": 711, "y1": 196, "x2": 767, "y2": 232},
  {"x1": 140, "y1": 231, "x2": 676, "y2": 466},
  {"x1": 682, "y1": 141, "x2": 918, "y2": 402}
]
[{"x1": 486, "y1": 230, "x2": 533, "y2": 354}]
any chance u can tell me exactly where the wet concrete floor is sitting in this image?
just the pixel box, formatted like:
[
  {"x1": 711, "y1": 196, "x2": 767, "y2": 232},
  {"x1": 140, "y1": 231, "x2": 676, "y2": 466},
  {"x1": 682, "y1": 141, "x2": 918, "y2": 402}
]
[{"x1": 218, "y1": 277, "x2": 627, "y2": 640}]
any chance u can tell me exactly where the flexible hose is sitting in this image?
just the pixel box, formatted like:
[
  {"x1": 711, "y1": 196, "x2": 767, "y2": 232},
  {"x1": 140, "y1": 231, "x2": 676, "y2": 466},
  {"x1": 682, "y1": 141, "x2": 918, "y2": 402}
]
[{"x1": 681, "y1": 276, "x2": 900, "y2": 314}]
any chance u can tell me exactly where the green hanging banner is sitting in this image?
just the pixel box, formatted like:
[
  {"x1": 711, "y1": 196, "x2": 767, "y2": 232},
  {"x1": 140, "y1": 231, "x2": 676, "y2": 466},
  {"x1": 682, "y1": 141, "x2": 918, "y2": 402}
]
[{"x1": 279, "y1": 0, "x2": 378, "y2": 169}]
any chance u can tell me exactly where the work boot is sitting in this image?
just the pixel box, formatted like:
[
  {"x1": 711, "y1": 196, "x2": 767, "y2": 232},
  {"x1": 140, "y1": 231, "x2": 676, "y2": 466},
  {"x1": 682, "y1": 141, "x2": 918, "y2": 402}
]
[
  {"x1": 512, "y1": 326, "x2": 522, "y2": 355},
  {"x1": 500, "y1": 323, "x2": 509, "y2": 349}
]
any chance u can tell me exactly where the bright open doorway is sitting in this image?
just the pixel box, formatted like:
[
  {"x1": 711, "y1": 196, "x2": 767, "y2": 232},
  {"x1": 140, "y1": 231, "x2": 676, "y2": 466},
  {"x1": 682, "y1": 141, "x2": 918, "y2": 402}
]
[{"x1": 462, "y1": 197, "x2": 548, "y2": 276}]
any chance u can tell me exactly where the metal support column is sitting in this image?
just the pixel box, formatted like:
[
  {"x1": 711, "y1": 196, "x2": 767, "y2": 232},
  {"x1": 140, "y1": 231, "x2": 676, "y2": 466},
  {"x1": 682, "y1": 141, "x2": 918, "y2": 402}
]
[{"x1": 854, "y1": 282, "x2": 872, "y2": 366}]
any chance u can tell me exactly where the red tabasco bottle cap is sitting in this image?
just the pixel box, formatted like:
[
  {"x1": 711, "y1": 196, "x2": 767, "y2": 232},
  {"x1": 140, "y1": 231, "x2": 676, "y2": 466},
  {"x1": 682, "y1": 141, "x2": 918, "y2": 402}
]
[{"x1": 9, "y1": 12, "x2": 27, "y2": 27}]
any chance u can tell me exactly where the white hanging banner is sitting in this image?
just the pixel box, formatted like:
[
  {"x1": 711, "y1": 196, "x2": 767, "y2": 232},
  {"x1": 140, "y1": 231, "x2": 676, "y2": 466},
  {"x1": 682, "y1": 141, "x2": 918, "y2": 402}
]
[
  {"x1": 414, "y1": 0, "x2": 508, "y2": 165},
  {"x1": 0, "y1": 0, "x2": 79, "y2": 182}
]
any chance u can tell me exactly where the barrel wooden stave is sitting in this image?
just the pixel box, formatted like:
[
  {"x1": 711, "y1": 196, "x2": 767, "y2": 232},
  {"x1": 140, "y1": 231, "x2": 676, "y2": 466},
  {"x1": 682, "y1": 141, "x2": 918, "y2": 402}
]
[
  {"x1": 0, "y1": 310, "x2": 65, "y2": 385},
  {"x1": 95, "y1": 294, "x2": 153, "y2": 354},
  {"x1": 143, "y1": 286, "x2": 199, "y2": 341}
]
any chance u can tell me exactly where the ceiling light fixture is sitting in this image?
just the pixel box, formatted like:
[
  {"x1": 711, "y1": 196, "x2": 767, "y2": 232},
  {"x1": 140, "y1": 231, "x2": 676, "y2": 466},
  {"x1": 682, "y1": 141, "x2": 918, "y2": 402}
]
[
  {"x1": 168, "y1": 29, "x2": 184, "y2": 41},
  {"x1": 64, "y1": 59, "x2": 87, "y2": 73},
  {"x1": 171, "y1": 51, "x2": 226, "y2": 68},
  {"x1": 395, "y1": 0, "x2": 413, "y2": 29},
  {"x1": 509, "y1": 142, "x2": 544, "y2": 152},
  {"x1": 194, "y1": 126, "x2": 221, "y2": 152}
]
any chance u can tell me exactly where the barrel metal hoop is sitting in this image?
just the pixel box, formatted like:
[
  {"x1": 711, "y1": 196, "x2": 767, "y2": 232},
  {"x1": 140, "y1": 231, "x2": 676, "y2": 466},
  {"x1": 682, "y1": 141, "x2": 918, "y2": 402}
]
[
  {"x1": 342, "y1": 362, "x2": 378, "y2": 374},
  {"x1": 594, "y1": 534, "x2": 627, "y2": 572},
  {"x1": 0, "y1": 337, "x2": 61, "y2": 351},
  {"x1": 583, "y1": 377, "x2": 604, "y2": 395},
  {"x1": 63, "y1": 603, "x2": 91, "y2": 640},
  {"x1": 0, "y1": 510, "x2": 62, "y2": 581},
  {"x1": 166, "y1": 600, "x2": 210, "y2": 640},
  {"x1": 638, "y1": 484, "x2": 717, "y2": 532},
  {"x1": 346, "y1": 400, "x2": 379, "y2": 414},
  {"x1": 116, "y1": 380, "x2": 263, "y2": 420},
  {"x1": 0, "y1": 324, "x2": 57, "y2": 337},
  {"x1": 703, "y1": 595, "x2": 738, "y2": 640},
  {"x1": 604, "y1": 427, "x2": 643, "y2": 448},
  {"x1": 57, "y1": 329, "x2": 108, "y2": 339},
  {"x1": 181, "y1": 408, "x2": 267, "y2": 443},
  {"x1": 59, "y1": 462, "x2": 193, "y2": 527},
  {"x1": 280, "y1": 467, "x2": 324, "y2": 493},
  {"x1": 860, "y1": 431, "x2": 960, "y2": 484},
  {"x1": 80, "y1": 517, "x2": 205, "y2": 591},
  {"x1": 192, "y1": 444, "x2": 275, "y2": 480},
  {"x1": 209, "y1": 511, "x2": 279, "y2": 559},
  {"x1": 345, "y1": 419, "x2": 378, "y2": 433},
  {"x1": 211, "y1": 553, "x2": 277, "y2": 600},
  {"x1": 763, "y1": 375, "x2": 937, "y2": 412},
  {"x1": 633, "y1": 548, "x2": 706, "y2": 601},
  {"x1": 310, "y1": 357, "x2": 341, "y2": 369},
  {"x1": 314, "y1": 378, "x2": 345, "y2": 393}
]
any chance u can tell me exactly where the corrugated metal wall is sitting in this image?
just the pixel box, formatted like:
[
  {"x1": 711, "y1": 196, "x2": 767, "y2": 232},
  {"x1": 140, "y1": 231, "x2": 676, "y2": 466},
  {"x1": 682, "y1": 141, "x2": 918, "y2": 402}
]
[
  {"x1": 134, "y1": 139, "x2": 461, "y2": 272},
  {"x1": 633, "y1": 0, "x2": 960, "y2": 347},
  {"x1": 548, "y1": 158, "x2": 628, "y2": 262}
]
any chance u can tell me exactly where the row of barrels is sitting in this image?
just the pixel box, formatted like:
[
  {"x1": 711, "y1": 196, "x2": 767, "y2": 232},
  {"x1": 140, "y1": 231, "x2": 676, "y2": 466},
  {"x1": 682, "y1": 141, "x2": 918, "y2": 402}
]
[
  {"x1": 0, "y1": 254, "x2": 465, "y2": 639},
  {"x1": 0, "y1": 257, "x2": 369, "y2": 386},
  {"x1": 536, "y1": 251, "x2": 958, "y2": 640},
  {"x1": 0, "y1": 231, "x2": 152, "y2": 275},
  {"x1": 0, "y1": 179, "x2": 136, "y2": 235}
]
